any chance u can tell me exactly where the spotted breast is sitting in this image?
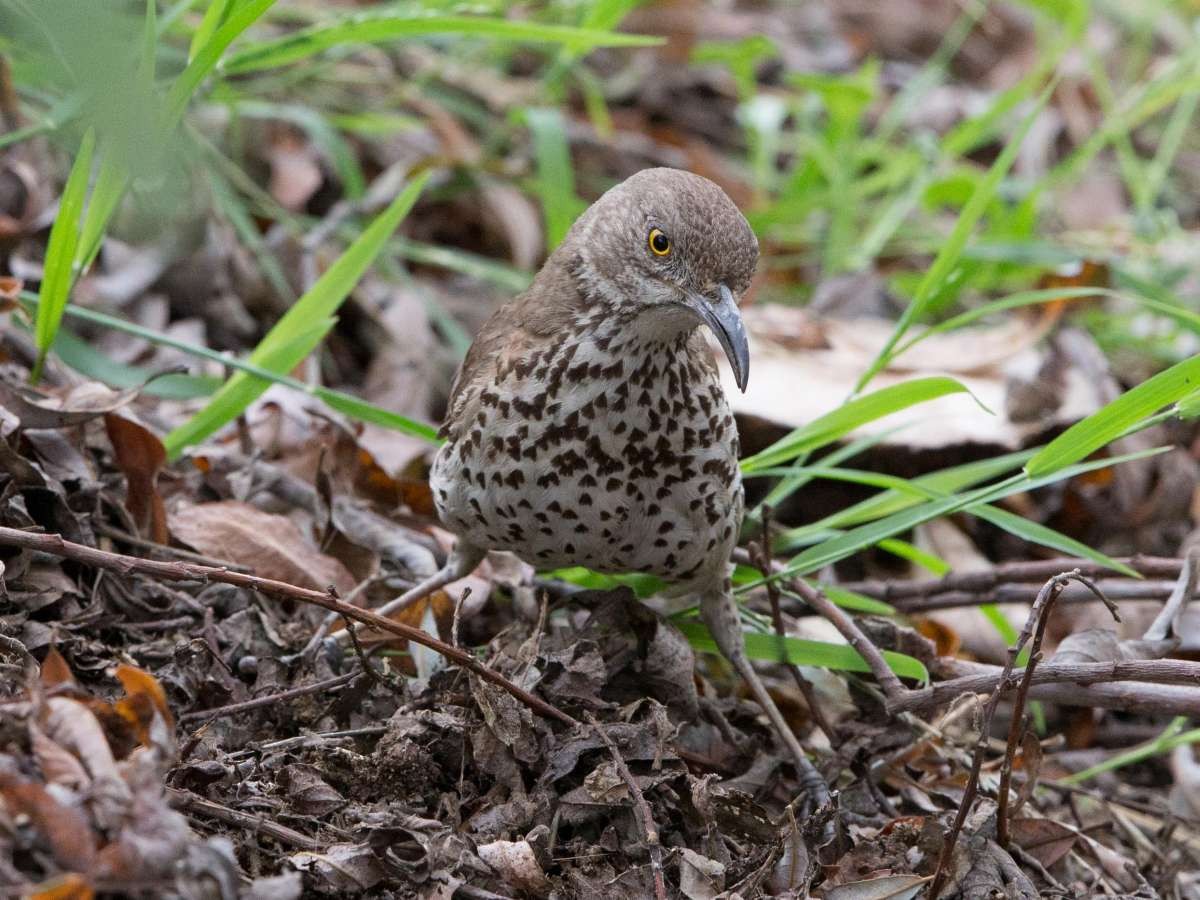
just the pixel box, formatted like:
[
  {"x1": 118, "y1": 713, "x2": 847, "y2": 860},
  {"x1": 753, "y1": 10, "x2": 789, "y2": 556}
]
[{"x1": 431, "y1": 306, "x2": 743, "y2": 589}]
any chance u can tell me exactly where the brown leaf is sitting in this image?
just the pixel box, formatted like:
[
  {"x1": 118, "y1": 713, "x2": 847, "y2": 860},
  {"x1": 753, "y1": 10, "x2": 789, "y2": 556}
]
[
  {"x1": 0, "y1": 774, "x2": 98, "y2": 873},
  {"x1": 28, "y1": 873, "x2": 95, "y2": 900},
  {"x1": 111, "y1": 665, "x2": 176, "y2": 750},
  {"x1": 1008, "y1": 816, "x2": 1077, "y2": 868},
  {"x1": 40, "y1": 646, "x2": 76, "y2": 689},
  {"x1": 0, "y1": 274, "x2": 20, "y2": 311},
  {"x1": 169, "y1": 501, "x2": 357, "y2": 594},
  {"x1": 104, "y1": 414, "x2": 168, "y2": 544},
  {"x1": 0, "y1": 377, "x2": 139, "y2": 430}
]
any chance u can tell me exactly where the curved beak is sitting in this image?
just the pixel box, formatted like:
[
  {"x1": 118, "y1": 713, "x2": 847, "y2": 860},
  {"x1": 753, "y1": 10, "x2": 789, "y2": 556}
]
[{"x1": 686, "y1": 283, "x2": 750, "y2": 392}]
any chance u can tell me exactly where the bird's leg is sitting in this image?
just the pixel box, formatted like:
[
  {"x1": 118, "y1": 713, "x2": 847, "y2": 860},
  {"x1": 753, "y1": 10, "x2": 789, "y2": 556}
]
[
  {"x1": 332, "y1": 540, "x2": 487, "y2": 646},
  {"x1": 699, "y1": 581, "x2": 830, "y2": 809}
]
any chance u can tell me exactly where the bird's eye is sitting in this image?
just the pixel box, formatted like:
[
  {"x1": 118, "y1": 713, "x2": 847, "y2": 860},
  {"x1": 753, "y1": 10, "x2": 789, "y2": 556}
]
[{"x1": 648, "y1": 228, "x2": 671, "y2": 256}]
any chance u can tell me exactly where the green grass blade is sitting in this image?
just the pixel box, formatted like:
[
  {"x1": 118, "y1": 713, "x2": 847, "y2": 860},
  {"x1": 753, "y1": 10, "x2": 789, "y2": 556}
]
[
  {"x1": 190, "y1": 0, "x2": 234, "y2": 62},
  {"x1": 222, "y1": 14, "x2": 663, "y2": 75},
  {"x1": 675, "y1": 619, "x2": 927, "y2": 681},
  {"x1": 75, "y1": 144, "x2": 129, "y2": 273},
  {"x1": 165, "y1": 0, "x2": 277, "y2": 127},
  {"x1": 971, "y1": 504, "x2": 1138, "y2": 578},
  {"x1": 853, "y1": 83, "x2": 1054, "y2": 392},
  {"x1": 1025, "y1": 354, "x2": 1200, "y2": 478},
  {"x1": 523, "y1": 107, "x2": 585, "y2": 251},
  {"x1": 758, "y1": 447, "x2": 1170, "y2": 584},
  {"x1": 163, "y1": 170, "x2": 430, "y2": 457},
  {"x1": 32, "y1": 127, "x2": 96, "y2": 384},
  {"x1": 818, "y1": 585, "x2": 896, "y2": 616},
  {"x1": 741, "y1": 376, "x2": 975, "y2": 473},
  {"x1": 20, "y1": 290, "x2": 440, "y2": 441}
]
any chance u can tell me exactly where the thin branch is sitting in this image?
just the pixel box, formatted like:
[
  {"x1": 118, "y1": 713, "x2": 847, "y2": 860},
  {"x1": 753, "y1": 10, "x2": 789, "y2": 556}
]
[
  {"x1": 786, "y1": 578, "x2": 907, "y2": 702},
  {"x1": 997, "y1": 573, "x2": 1116, "y2": 847},
  {"x1": 178, "y1": 671, "x2": 359, "y2": 725},
  {"x1": 928, "y1": 572, "x2": 1076, "y2": 900},
  {"x1": 833, "y1": 555, "x2": 1181, "y2": 603},
  {"x1": 0, "y1": 526, "x2": 577, "y2": 728},
  {"x1": 892, "y1": 658, "x2": 1200, "y2": 716},
  {"x1": 753, "y1": 509, "x2": 838, "y2": 747},
  {"x1": 587, "y1": 713, "x2": 667, "y2": 900}
]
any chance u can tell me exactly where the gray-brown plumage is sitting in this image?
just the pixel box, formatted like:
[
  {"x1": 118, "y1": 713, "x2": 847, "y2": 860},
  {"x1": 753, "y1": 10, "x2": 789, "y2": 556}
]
[{"x1": 390, "y1": 167, "x2": 812, "y2": 775}]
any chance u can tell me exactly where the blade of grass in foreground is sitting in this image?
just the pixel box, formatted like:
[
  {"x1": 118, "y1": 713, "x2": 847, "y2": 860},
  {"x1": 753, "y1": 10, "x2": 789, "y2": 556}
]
[
  {"x1": 32, "y1": 128, "x2": 96, "y2": 385},
  {"x1": 1025, "y1": 353, "x2": 1200, "y2": 478},
  {"x1": 740, "y1": 376, "x2": 976, "y2": 473},
  {"x1": 163, "y1": 171, "x2": 430, "y2": 458},
  {"x1": 675, "y1": 619, "x2": 927, "y2": 681},
  {"x1": 20, "y1": 291, "x2": 440, "y2": 442},
  {"x1": 222, "y1": 15, "x2": 663, "y2": 75}
]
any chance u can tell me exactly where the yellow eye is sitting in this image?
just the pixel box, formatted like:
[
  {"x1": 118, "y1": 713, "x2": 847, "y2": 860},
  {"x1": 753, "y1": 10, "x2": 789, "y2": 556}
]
[{"x1": 648, "y1": 227, "x2": 671, "y2": 256}]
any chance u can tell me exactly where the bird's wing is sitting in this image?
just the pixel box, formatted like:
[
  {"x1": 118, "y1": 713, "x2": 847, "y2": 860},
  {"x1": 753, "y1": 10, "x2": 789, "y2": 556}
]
[{"x1": 439, "y1": 256, "x2": 586, "y2": 442}]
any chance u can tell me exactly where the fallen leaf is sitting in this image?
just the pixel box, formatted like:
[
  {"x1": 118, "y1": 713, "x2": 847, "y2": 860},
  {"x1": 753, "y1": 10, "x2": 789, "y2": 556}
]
[
  {"x1": 0, "y1": 774, "x2": 98, "y2": 873},
  {"x1": 105, "y1": 414, "x2": 169, "y2": 544},
  {"x1": 1008, "y1": 816, "x2": 1077, "y2": 868},
  {"x1": 169, "y1": 500, "x2": 357, "y2": 594},
  {"x1": 27, "y1": 873, "x2": 95, "y2": 900},
  {"x1": 822, "y1": 874, "x2": 931, "y2": 900},
  {"x1": 476, "y1": 838, "x2": 551, "y2": 894}
]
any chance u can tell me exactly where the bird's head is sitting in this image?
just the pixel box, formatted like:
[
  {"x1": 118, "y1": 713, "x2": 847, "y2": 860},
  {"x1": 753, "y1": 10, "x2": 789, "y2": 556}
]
[{"x1": 561, "y1": 168, "x2": 758, "y2": 391}]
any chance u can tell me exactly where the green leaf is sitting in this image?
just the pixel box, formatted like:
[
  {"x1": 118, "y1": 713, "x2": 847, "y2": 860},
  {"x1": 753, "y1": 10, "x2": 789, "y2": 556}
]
[
  {"x1": 222, "y1": 14, "x2": 663, "y2": 75},
  {"x1": 32, "y1": 127, "x2": 96, "y2": 384},
  {"x1": 972, "y1": 504, "x2": 1138, "y2": 578},
  {"x1": 163, "y1": 171, "x2": 430, "y2": 457},
  {"x1": 165, "y1": 0, "x2": 277, "y2": 127},
  {"x1": 854, "y1": 83, "x2": 1055, "y2": 392},
  {"x1": 75, "y1": 144, "x2": 129, "y2": 273},
  {"x1": 675, "y1": 619, "x2": 927, "y2": 681},
  {"x1": 740, "y1": 376, "x2": 976, "y2": 472},
  {"x1": 757, "y1": 447, "x2": 1171, "y2": 585},
  {"x1": 819, "y1": 584, "x2": 896, "y2": 616},
  {"x1": 190, "y1": 0, "x2": 234, "y2": 62},
  {"x1": 19, "y1": 290, "x2": 439, "y2": 442},
  {"x1": 1025, "y1": 354, "x2": 1200, "y2": 477},
  {"x1": 523, "y1": 107, "x2": 586, "y2": 251}
]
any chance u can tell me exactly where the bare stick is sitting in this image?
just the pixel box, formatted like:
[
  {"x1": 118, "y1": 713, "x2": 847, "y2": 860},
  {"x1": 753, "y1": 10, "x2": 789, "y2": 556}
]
[
  {"x1": 587, "y1": 713, "x2": 667, "y2": 900},
  {"x1": 786, "y1": 578, "x2": 907, "y2": 702},
  {"x1": 889, "y1": 658, "x2": 1200, "y2": 716},
  {"x1": 996, "y1": 574, "x2": 1115, "y2": 847},
  {"x1": 0, "y1": 526, "x2": 577, "y2": 728},
  {"x1": 178, "y1": 672, "x2": 359, "y2": 725},
  {"x1": 928, "y1": 572, "x2": 1076, "y2": 900},
  {"x1": 832, "y1": 555, "x2": 1182, "y2": 603},
  {"x1": 752, "y1": 511, "x2": 838, "y2": 748},
  {"x1": 168, "y1": 787, "x2": 322, "y2": 850}
]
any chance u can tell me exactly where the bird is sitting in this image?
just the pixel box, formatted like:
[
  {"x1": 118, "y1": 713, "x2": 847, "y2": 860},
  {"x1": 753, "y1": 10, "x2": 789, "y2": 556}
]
[{"x1": 378, "y1": 167, "x2": 814, "y2": 778}]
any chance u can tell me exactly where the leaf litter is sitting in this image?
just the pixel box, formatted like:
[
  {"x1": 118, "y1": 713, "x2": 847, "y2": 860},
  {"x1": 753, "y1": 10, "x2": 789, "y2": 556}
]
[{"x1": 3, "y1": 0, "x2": 1200, "y2": 897}]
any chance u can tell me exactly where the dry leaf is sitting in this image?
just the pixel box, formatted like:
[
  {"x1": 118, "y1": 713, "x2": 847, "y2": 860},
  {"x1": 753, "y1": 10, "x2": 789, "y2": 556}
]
[
  {"x1": 105, "y1": 414, "x2": 169, "y2": 544},
  {"x1": 1008, "y1": 817, "x2": 1077, "y2": 868},
  {"x1": 169, "y1": 500, "x2": 357, "y2": 594}
]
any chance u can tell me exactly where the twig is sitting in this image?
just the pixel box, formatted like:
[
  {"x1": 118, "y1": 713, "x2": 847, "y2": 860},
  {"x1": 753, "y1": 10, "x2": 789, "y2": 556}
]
[
  {"x1": 892, "y1": 658, "x2": 1200, "y2": 715},
  {"x1": 0, "y1": 526, "x2": 578, "y2": 728},
  {"x1": 831, "y1": 555, "x2": 1181, "y2": 603},
  {"x1": 752, "y1": 508, "x2": 838, "y2": 747},
  {"x1": 997, "y1": 573, "x2": 1115, "y2": 847},
  {"x1": 786, "y1": 578, "x2": 907, "y2": 702},
  {"x1": 586, "y1": 713, "x2": 667, "y2": 900},
  {"x1": 342, "y1": 614, "x2": 404, "y2": 695},
  {"x1": 178, "y1": 671, "x2": 359, "y2": 725},
  {"x1": 928, "y1": 571, "x2": 1079, "y2": 899},
  {"x1": 168, "y1": 787, "x2": 322, "y2": 850}
]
